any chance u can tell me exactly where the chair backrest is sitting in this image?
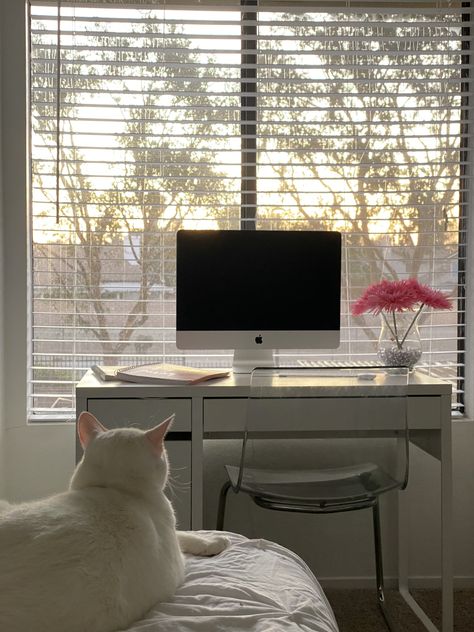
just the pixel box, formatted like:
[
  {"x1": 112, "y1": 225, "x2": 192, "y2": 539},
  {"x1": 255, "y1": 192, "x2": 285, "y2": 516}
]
[{"x1": 234, "y1": 365, "x2": 411, "y2": 496}]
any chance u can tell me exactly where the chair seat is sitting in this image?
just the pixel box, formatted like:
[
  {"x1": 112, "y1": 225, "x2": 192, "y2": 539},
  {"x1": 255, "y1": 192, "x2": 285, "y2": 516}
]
[{"x1": 225, "y1": 462, "x2": 400, "y2": 508}]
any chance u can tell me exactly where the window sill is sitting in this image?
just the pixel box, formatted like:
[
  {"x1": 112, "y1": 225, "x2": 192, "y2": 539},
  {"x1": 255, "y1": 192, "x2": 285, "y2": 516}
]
[{"x1": 27, "y1": 414, "x2": 76, "y2": 425}]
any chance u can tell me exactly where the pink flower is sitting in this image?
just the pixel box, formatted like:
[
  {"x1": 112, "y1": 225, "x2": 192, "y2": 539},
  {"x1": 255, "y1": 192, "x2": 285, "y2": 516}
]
[
  {"x1": 352, "y1": 278, "x2": 452, "y2": 316},
  {"x1": 406, "y1": 279, "x2": 452, "y2": 310},
  {"x1": 352, "y1": 279, "x2": 417, "y2": 315}
]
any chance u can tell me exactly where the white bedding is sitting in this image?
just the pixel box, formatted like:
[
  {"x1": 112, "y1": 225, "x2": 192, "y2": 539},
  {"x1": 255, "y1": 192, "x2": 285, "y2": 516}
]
[{"x1": 124, "y1": 531, "x2": 339, "y2": 632}]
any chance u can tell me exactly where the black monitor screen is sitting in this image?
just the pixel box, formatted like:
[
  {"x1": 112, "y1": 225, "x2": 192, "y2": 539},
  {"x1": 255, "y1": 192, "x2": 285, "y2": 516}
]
[{"x1": 176, "y1": 230, "x2": 341, "y2": 332}]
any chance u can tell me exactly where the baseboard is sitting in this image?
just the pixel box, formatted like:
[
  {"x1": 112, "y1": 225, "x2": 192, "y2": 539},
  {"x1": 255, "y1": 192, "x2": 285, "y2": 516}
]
[{"x1": 319, "y1": 576, "x2": 474, "y2": 590}]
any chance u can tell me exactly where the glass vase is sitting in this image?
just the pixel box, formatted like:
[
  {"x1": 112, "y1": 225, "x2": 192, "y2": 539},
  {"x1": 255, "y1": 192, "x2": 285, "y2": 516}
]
[{"x1": 377, "y1": 311, "x2": 422, "y2": 370}]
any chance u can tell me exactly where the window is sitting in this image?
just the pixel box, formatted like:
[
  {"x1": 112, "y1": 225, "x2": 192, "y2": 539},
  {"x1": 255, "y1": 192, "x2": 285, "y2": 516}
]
[{"x1": 29, "y1": 0, "x2": 470, "y2": 417}]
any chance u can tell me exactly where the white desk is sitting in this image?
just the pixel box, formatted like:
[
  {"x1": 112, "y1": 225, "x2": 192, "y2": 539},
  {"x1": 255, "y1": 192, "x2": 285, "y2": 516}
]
[{"x1": 76, "y1": 370, "x2": 452, "y2": 632}]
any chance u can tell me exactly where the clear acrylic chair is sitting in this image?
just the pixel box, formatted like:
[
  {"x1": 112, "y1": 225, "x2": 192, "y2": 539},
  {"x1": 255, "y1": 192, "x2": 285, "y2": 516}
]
[{"x1": 216, "y1": 365, "x2": 410, "y2": 632}]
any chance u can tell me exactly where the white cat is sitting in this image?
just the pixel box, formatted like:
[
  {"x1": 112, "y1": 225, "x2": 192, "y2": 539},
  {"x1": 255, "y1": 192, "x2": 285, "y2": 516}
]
[{"x1": 0, "y1": 411, "x2": 229, "y2": 632}]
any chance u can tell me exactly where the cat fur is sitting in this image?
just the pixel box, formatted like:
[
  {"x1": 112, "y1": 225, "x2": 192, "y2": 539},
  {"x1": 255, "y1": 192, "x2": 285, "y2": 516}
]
[{"x1": 0, "y1": 411, "x2": 228, "y2": 632}]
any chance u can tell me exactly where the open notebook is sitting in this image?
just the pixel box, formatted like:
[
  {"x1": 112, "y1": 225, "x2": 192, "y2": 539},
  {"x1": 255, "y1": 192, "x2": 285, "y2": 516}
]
[{"x1": 91, "y1": 363, "x2": 229, "y2": 385}]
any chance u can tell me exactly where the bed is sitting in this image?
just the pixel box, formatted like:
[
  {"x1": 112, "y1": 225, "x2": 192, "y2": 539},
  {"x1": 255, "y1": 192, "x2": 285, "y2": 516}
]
[{"x1": 124, "y1": 531, "x2": 339, "y2": 632}]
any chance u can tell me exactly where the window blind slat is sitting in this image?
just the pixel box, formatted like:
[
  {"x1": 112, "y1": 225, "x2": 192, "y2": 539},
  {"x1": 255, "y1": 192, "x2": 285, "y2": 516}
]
[{"x1": 29, "y1": 1, "x2": 469, "y2": 416}]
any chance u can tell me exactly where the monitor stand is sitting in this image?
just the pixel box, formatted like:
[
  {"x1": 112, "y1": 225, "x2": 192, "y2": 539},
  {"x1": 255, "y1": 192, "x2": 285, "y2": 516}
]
[{"x1": 232, "y1": 348, "x2": 276, "y2": 374}]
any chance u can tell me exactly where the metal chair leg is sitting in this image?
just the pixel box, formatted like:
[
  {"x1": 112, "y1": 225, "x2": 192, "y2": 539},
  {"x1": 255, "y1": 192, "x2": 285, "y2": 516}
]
[
  {"x1": 216, "y1": 481, "x2": 232, "y2": 530},
  {"x1": 372, "y1": 501, "x2": 396, "y2": 632}
]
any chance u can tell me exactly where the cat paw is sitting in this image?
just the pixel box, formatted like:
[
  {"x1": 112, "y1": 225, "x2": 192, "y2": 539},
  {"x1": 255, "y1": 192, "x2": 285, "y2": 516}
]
[
  {"x1": 197, "y1": 534, "x2": 231, "y2": 556},
  {"x1": 177, "y1": 531, "x2": 231, "y2": 556}
]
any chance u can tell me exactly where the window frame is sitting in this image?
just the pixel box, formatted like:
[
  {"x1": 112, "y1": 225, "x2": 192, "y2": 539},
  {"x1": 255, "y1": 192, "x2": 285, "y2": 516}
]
[{"x1": 1, "y1": 0, "x2": 473, "y2": 424}]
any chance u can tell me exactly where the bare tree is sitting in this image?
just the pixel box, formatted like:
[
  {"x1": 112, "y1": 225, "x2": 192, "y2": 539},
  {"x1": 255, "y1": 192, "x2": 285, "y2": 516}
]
[
  {"x1": 32, "y1": 12, "x2": 238, "y2": 366},
  {"x1": 257, "y1": 12, "x2": 461, "y2": 345}
]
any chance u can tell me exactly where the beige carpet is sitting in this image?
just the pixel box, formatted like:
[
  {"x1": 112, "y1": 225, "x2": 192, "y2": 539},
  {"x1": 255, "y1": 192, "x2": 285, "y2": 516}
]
[{"x1": 324, "y1": 589, "x2": 474, "y2": 632}]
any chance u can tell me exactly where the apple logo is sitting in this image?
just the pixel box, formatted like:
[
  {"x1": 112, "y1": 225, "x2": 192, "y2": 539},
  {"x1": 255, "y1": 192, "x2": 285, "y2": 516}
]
[{"x1": 255, "y1": 335, "x2": 263, "y2": 344}]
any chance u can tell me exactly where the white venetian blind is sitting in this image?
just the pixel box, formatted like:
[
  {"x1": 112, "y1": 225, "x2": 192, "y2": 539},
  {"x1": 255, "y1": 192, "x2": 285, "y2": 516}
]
[{"x1": 29, "y1": 0, "x2": 469, "y2": 417}]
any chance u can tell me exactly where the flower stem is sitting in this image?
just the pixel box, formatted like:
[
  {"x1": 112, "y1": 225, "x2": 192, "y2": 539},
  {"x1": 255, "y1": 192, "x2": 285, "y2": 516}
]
[
  {"x1": 392, "y1": 312, "x2": 401, "y2": 348},
  {"x1": 399, "y1": 303, "x2": 424, "y2": 347},
  {"x1": 382, "y1": 312, "x2": 399, "y2": 346}
]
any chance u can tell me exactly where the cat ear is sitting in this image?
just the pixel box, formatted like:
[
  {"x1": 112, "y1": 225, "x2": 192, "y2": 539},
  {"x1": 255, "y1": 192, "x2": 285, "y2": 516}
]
[
  {"x1": 145, "y1": 414, "x2": 175, "y2": 456},
  {"x1": 77, "y1": 411, "x2": 107, "y2": 449}
]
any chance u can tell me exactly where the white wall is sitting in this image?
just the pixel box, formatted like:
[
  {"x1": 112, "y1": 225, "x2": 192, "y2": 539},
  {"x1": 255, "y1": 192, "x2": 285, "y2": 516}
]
[
  {"x1": 1, "y1": 0, "x2": 29, "y2": 501},
  {"x1": 5, "y1": 425, "x2": 76, "y2": 501},
  {"x1": 0, "y1": 0, "x2": 6, "y2": 500}
]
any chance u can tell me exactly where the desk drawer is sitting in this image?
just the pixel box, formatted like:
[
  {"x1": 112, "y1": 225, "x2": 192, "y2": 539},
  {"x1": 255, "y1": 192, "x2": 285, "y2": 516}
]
[
  {"x1": 87, "y1": 398, "x2": 191, "y2": 432},
  {"x1": 203, "y1": 396, "x2": 441, "y2": 433}
]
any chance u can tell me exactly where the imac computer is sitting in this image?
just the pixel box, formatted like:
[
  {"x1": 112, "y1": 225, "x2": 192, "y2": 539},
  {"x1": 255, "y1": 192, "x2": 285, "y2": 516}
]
[{"x1": 176, "y1": 229, "x2": 342, "y2": 373}]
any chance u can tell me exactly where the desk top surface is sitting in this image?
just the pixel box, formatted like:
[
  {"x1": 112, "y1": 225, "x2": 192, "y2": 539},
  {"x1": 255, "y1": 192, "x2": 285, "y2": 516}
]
[{"x1": 77, "y1": 368, "x2": 452, "y2": 398}]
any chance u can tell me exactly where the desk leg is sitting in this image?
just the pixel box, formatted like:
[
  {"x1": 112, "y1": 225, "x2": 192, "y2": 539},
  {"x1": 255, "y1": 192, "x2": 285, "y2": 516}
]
[
  {"x1": 440, "y1": 394, "x2": 453, "y2": 632},
  {"x1": 191, "y1": 397, "x2": 204, "y2": 530},
  {"x1": 398, "y1": 485, "x2": 439, "y2": 632},
  {"x1": 398, "y1": 396, "x2": 453, "y2": 632}
]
